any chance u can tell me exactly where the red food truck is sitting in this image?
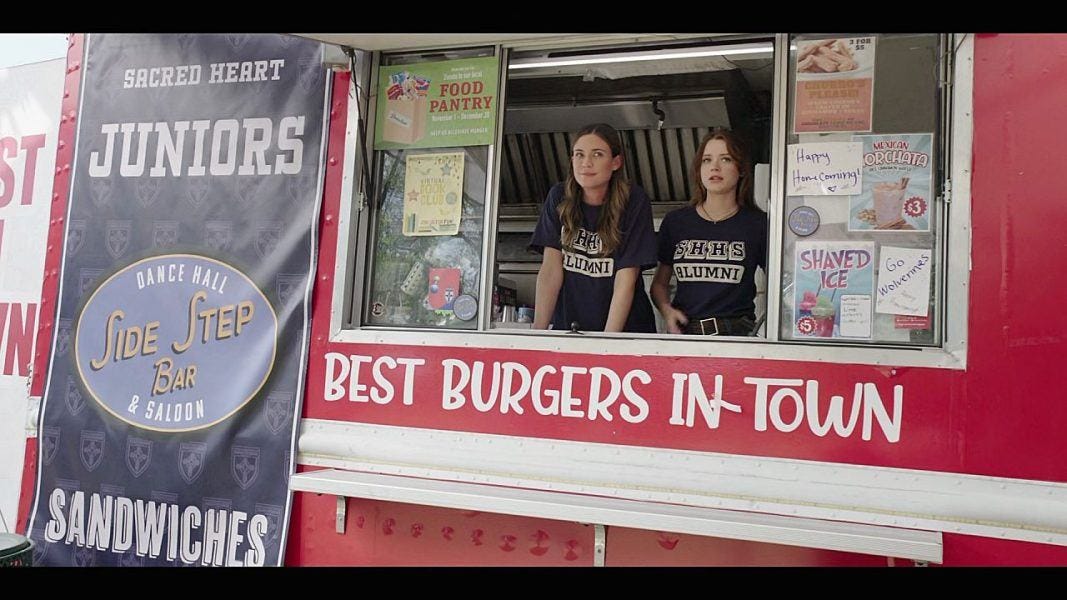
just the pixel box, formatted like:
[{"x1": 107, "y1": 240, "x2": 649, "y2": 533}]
[{"x1": 13, "y1": 32, "x2": 1067, "y2": 566}]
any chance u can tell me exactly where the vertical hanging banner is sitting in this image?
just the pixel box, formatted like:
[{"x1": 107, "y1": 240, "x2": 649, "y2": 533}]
[
  {"x1": 28, "y1": 34, "x2": 328, "y2": 566},
  {"x1": 0, "y1": 58, "x2": 65, "y2": 535}
]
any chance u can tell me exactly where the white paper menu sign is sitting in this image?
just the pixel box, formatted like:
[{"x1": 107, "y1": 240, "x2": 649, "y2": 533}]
[
  {"x1": 787, "y1": 142, "x2": 863, "y2": 196},
  {"x1": 876, "y1": 246, "x2": 933, "y2": 316},
  {"x1": 839, "y1": 294, "x2": 872, "y2": 338}
]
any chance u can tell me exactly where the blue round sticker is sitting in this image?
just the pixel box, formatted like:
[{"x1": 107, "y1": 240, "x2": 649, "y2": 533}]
[
  {"x1": 788, "y1": 206, "x2": 821, "y2": 237},
  {"x1": 74, "y1": 254, "x2": 278, "y2": 432}
]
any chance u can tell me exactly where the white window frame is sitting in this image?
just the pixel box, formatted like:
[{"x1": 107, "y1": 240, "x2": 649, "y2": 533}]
[{"x1": 329, "y1": 34, "x2": 972, "y2": 370}]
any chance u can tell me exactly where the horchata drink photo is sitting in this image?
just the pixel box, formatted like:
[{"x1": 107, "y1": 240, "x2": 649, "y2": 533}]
[
  {"x1": 872, "y1": 177, "x2": 909, "y2": 228},
  {"x1": 850, "y1": 133, "x2": 933, "y2": 232}
]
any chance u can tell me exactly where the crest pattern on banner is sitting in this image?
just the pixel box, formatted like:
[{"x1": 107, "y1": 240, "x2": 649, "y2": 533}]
[{"x1": 125, "y1": 437, "x2": 152, "y2": 477}]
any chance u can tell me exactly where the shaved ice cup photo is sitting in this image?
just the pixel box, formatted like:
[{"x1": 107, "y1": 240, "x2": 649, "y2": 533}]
[{"x1": 810, "y1": 295, "x2": 837, "y2": 337}]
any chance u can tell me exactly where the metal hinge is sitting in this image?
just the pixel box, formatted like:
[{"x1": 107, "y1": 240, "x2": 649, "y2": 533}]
[
  {"x1": 942, "y1": 178, "x2": 952, "y2": 204},
  {"x1": 335, "y1": 496, "x2": 347, "y2": 534},
  {"x1": 593, "y1": 524, "x2": 606, "y2": 567}
]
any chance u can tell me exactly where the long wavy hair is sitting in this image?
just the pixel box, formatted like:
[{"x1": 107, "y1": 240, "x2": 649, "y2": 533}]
[
  {"x1": 689, "y1": 128, "x2": 759, "y2": 211},
  {"x1": 559, "y1": 123, "x2": 631, "y2": 257}
]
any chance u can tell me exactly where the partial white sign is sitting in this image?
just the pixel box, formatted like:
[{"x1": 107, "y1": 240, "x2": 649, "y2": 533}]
[
  {"x1": 839, "y1": 294, "x2": 872, "y2": 338},
  {"x1": 0, "y1": 58, "x2": 64, "y2": 530}
]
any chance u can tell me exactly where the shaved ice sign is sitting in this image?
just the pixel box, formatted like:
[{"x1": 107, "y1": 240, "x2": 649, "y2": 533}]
[{"x1": 794, "y1": 241, "x2": 875, "y2": 339}]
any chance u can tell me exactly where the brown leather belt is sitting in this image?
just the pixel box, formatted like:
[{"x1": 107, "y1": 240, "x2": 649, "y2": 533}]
[{"x1": 684, "y1": 315, "x2": 755, "y2": 336}]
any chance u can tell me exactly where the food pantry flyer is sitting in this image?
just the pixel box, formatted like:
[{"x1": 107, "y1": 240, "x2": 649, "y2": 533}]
[
  {"x1": 849, "y1": 133, "x2": 933, "y2": 232},
  {"x1": 793, "y1": 37, "x2": 876, "y2": 134},
  {"x1": 374, "y1": 56, "x2": 499, "y2": 150},
  {"x1": 794, "y1": 241, "x2": 875, "y2": 339}
]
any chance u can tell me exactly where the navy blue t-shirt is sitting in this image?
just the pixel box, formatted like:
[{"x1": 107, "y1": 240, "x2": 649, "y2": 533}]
[
  {"x1": 529, "y1": 183, "x2": 657, "y2": 333},
  {"x1": 656, "y1": 206, "x2": 768, "y2": 320}
]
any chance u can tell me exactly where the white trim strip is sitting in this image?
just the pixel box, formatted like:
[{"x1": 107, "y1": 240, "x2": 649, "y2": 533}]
[
  {"x1": 326, "y1": 327, "x2": 964, "y2": 369},
  {"x1": 329, "y1": 59, "x2": 361, "y2": 339},
  {"x1": 297, "y1": 419, "x2": 1067, "y2": 549},
  {"x1": 944, "y1": 33, "x2": 974, "y2": 366},
  {"x1": 290, "y1": 468, "x2": 943, "y2": 563}
]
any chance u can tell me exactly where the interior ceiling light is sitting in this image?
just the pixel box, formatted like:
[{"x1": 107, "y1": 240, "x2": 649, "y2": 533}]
[{"x1": 508, "y1": 43, "x2": 773, "y2": 70}]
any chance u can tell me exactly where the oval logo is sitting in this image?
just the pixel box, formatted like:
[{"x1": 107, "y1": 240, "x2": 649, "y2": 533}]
[{"x1": 75, "y1": 254, "x2": 277, "y2": 432}]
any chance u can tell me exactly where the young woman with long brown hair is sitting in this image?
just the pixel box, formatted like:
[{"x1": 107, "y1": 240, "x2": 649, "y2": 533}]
[
  {"x1": 651, "y1": 128, "x2": 768, "y2": 336},
  {"x1": 529, "y1": 123, "x2": 656, "y2": 332}
]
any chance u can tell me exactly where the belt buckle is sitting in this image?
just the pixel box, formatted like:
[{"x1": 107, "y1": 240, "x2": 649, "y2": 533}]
[{"x1": 699, "y1": 317, "x2": 720, "y2": 336}]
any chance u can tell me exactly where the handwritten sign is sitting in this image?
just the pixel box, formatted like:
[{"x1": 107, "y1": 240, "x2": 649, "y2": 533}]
[
  {"x1": 787, "y1": 142, "x2": 862, "y2": 196},
  {"x1": 876, "y1": 246, "x2": 932, "y2": 316},
  {"x1": 839, "y1": 294, "x2": 872, "y2": 338}
]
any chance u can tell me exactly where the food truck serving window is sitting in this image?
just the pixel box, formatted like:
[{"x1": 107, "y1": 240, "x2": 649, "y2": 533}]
[{"x1": 340, "y1": 33, "x2": 969, "y2": 367}]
